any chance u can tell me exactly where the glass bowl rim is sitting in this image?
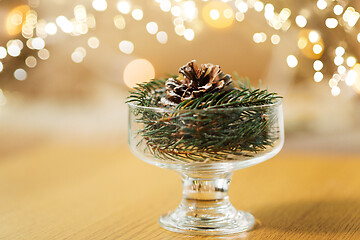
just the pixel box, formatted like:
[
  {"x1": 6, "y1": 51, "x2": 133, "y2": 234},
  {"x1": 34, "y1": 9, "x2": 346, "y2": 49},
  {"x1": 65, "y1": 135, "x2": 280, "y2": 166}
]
[{"x1": 127, "y1": 98, "x2": 282, "y2": 112}]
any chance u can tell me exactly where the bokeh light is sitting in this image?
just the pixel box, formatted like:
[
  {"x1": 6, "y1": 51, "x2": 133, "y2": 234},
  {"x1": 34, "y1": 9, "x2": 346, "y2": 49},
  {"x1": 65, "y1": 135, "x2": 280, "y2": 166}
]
[
  {"x1": 314, "y1": 72, "x2": 323, "y2": 82},
  {"x1": 38, "y1": 49, "x2": 50, "y2": 60},
  {"x1": 88, "y1": 37, "x2": 100, "y2": 49},
  {"x1": 132, "y1": 9, "x2": 143, "y2": 21},
  {"x1": 0, "y1": 47, "x2": 7, "y2": 59},
  {"x1": 202, "y1": 1, "x2": 234, "y2": 29},
  {"x1": 156, "y1": 31, "x2": 168, "y2": 44},
  {"x1": 119, "y1": 40, "x2": 134, "y2": 54},
  {"x1": 114, "y1": 15, "x2": 126, "y2": 30},
  {"x1": 6, "y1": 5, "x2": 30, "y2": 35},
  {"x1": 184, "y1": 29, "x2": 195, "y2": 41},
  {"x1": 117, "y1": 1, "x2": 131, "y2": 14},
  {"x1": 14, "y1": 68, "x2": 27, "y2": 80},
  {"x1": 123, "y1": 58, "x2": 155, "y2": 88},
  {"x1": 92, "y1": 0, "x2": 107, "y2": 11},
  {"x1": 295, "y1": 15, "x2": 307, "y2": 28},
  {"x1": 287, "y1": 55, "x2": 298, "y2": 68},
  {"x1": 146, "y1": 22, "x2": 158, "y2": 35},
  {"x1": 25, "y1": 56, "x2": 37, "y2": 68},
  {"x1": 45, "y1": 22, "x2": 58, "y2": 35}
]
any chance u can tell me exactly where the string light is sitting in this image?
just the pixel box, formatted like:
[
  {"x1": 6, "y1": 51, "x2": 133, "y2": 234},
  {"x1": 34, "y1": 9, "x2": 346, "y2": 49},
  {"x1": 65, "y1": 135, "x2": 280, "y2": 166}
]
[{"x1": 0, "y1": 62, "x2": 3, "y2": 72}]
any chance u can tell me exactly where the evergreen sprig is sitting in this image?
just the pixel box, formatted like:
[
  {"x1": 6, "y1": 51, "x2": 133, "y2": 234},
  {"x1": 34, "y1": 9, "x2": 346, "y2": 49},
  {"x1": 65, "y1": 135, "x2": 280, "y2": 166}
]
[{"x1": 127, "y1": 76, "x2": 282, "y2": 162}]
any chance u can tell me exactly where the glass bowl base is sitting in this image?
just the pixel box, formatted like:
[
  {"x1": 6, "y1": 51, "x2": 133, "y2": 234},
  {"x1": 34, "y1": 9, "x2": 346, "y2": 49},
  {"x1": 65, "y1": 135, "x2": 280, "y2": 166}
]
[{"x1": 159, "y1": 205, "x2": 255, "y2": 235}]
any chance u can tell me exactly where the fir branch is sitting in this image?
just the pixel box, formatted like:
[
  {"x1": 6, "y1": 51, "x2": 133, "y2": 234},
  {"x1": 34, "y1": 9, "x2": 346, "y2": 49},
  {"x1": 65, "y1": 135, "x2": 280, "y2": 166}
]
[{"x1": 127, "y1": 76, "x2": 282, "y2": 162}]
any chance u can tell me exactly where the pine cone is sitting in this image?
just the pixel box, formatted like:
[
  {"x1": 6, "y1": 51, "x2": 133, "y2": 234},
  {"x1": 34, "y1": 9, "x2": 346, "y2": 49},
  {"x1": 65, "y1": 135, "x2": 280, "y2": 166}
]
[{"x1": 163, "y1": 60, "x2": 232, "y2": 106}]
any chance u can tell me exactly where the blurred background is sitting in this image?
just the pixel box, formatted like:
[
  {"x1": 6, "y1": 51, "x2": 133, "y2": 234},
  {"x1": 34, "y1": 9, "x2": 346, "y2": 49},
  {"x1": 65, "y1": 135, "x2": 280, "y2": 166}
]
[{"x1": 0, "y1": 0, "x2": 360, "y2": 156}]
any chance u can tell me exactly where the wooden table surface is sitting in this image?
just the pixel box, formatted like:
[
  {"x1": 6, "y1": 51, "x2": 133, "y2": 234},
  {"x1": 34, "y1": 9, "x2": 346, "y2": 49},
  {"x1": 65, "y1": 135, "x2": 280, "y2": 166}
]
[{"x1": 1, "y1": 143, "x2": 360, "y2": 240}]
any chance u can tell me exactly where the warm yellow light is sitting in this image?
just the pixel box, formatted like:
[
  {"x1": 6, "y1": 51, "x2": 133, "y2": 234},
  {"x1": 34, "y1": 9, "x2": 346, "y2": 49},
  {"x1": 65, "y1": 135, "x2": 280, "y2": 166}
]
[
  {"x1": 124, "y1": 58, "x2": 155, "y2": 88},
  {"x1": 298, "y1": 29, "x2": 324, "y2": 59},
  {"x1": 202, "y1": 1, "x2": 234, "y2": 29},
  {"x1": 6, "y1": 5, "x2": 30, "y2": 35},
  {"x1": 88, "y1": 37, "x2": 100, "y2": 49}
]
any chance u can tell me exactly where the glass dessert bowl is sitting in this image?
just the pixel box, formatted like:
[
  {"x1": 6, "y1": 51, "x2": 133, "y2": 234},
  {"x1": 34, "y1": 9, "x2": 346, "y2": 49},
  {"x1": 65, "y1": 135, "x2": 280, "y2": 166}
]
[{"x1": 128, "y1": 99, "x2": 284, "y2": 235}]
